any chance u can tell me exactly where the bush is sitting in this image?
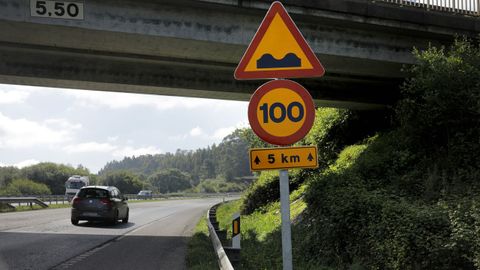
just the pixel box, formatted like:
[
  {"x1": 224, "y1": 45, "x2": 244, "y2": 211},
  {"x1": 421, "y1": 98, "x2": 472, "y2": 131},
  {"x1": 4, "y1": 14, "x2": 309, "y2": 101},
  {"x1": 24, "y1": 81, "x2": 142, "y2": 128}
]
[
  {"x1": 395, "y1": 39, "x2": 480, "y2": 197},
  {"x1": 241, "y1": 107, "x2": 390, "y2": 214},
  {"x1": 297, "y1": 38, "x2": 480, "y2": 269},
  {"x1": 241, "y1": 170, "x2": 279, "y2": 214},
  {"x1": 147, "y1": 168, "x2": 191, "y2": 193},
  {"x1": 194, "y1": 178, "x2": 246, "y2": 193},
  {"x1": 0, "y1": 179, "x2": 51, "y2": 196},
  {"x1": 302, "y1": 168, "x2": 478, "y2": 269},
  {"x1": 21, "y1": 162, "x2": 89, "y2": 194}
]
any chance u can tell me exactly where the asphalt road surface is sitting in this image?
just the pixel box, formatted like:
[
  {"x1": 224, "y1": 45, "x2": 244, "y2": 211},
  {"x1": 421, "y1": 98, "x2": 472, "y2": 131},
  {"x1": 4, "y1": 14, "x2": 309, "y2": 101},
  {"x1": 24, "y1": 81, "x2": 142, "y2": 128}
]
[{"x1": 0, "y1": 198, "x2": 224, "y2": 270}]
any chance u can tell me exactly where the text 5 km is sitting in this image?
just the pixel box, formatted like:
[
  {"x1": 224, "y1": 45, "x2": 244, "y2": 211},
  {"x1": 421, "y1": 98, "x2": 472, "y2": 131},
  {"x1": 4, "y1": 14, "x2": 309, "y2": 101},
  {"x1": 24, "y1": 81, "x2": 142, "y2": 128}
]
[{"x1": 30, "y1": 0, "x2": 84, "y2": 20}]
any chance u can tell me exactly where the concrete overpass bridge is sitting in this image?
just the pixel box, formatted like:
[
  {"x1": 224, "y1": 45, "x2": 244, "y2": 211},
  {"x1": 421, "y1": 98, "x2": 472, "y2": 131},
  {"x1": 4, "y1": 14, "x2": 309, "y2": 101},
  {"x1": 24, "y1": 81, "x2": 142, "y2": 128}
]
[{"x1": 0, "y1": 0, "x2": 479, "y2": 109}]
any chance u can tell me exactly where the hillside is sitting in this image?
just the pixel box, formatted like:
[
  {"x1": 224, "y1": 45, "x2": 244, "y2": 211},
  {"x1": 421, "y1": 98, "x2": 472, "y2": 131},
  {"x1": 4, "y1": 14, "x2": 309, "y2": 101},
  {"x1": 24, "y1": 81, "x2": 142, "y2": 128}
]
[
  {"x1": 214, "y1": 39, "x2": 480, "y2": 269},
  {"x1": 0, "y1": 129, "x2": 253, "y2": 195},
  {"x1": 99, "y1": 129, "x2": 251, "y2": 181}
]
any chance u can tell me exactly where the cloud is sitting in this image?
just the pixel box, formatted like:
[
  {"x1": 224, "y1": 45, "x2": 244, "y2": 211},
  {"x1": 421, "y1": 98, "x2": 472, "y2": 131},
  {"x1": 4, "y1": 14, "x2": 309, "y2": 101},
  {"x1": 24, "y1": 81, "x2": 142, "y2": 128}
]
[
  {"x1": 107, "y1": 136, "x2": 119, "y2": 142},
  {"x1": 0, "y1": 89, "x2": 30, "y2": 104},
  {"x1": 64, "y1": 90, "x2": 232, "y2": 110},
  {"x1": 0, "y1": 159, "x2": 41, "y2": 168},
  {"x1": 63, "y1": 142, "x2": 117, "y2": 153},
  {"x1": 112, "y1": 146, "x2": 162, "y2": 158},
  {"x1": 189, "y1": 127, "x2": 204, "y2": 137},
  {"x1": 212, "y1": 127, "x2": 236, "y2": 140},
  {"x1": 63, "y1": 141, "x2": 162, "y2": 159},
  {"x1": 0, "y1": 113, "x2": 79, "y2": 149},
  {"x1": 44, "y1": 119, "x2": 82, "y2": 130},
  {"x1": 213, "y1": 121, "x2": 249, "y2": 140},
  {"x1": 14, "y1": 159, "x2": 41, "y2": 168},
  {"x1": 170, "y1": 121, "x2": 250, "y2": 142}
]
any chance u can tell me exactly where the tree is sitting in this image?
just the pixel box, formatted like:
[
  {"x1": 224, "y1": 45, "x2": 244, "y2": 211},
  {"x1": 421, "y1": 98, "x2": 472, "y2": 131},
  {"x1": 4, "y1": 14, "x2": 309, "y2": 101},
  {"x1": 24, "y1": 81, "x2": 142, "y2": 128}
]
[
  {"x1": 21, "y1": 162, "x2": 90, "y2": 194},
  {"x1": 100, "y1": 171, "x2": 143, "y2": 194},
  {"x1": 0, "y1": 179, "x2": 51, "y2": 196},
  {"x1": 148, "y1": 169, "x2": 191, "y2": 193},
  {"x1": 0, "y1": 166, "x2": 21, "y2": 188},
  {"x1": 200, "y1": 159, "x2": 215, "y2": 180},
  {"x1": 98, "y1": 128, "x2": 253, "y2": 184}
]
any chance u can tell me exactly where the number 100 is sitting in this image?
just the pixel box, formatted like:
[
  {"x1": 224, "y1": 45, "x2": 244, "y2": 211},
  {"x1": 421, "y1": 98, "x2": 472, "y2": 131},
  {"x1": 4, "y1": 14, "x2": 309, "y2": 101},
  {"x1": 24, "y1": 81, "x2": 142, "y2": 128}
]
[{"x1": 259, "y1": 102, "x2": 304, "y2": 123}]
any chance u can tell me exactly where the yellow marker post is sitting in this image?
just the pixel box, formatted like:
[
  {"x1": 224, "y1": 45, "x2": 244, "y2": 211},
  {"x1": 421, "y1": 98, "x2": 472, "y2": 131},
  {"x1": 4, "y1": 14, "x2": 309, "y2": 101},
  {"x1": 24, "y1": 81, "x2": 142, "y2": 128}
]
[
  {"x1": 232, "y1": 212, "x2": 241, "y2": 249},
  {"x1": 250, "y1": 146, "x2": 318, "y2": 171}
]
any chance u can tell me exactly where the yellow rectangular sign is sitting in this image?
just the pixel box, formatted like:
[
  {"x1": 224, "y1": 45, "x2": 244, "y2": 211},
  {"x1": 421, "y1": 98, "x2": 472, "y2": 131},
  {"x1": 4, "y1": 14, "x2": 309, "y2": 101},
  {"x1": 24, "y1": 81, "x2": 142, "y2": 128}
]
[{"x1": 249, "y1": 146, "x2": 318, "y2": 171}]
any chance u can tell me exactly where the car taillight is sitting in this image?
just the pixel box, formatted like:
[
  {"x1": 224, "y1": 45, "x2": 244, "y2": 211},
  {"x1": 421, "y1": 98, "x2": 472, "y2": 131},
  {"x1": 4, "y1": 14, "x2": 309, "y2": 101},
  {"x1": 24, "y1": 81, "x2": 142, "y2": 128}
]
[
  {"x1": 72, "y1": 197, "x2": 82, "y2": 206},
  {"x1": 100, "y1": 198, "x2": 113, "y2": 207}
]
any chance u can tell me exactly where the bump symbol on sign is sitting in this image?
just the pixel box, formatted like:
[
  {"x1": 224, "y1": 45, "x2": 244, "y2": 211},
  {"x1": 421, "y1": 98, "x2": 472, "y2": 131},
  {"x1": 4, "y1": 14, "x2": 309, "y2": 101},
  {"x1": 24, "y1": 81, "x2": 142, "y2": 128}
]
[{"x1": 257, "y1": 53, "x2": 301, "y2": 69}]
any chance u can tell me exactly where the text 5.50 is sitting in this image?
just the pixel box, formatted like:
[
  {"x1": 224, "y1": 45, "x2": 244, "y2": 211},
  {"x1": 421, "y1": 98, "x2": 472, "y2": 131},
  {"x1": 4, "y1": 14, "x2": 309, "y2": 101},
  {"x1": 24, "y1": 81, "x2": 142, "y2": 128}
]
[{"x1": 30, "y1": 0, "x2": 84, "y2": 20}]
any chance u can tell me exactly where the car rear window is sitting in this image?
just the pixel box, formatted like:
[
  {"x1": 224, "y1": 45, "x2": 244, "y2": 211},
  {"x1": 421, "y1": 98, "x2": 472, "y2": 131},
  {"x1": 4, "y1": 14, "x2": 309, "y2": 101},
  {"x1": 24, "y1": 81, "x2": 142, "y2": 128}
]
[{"x1": 77, "y1": 188, "x2": 109, "y2": 199}]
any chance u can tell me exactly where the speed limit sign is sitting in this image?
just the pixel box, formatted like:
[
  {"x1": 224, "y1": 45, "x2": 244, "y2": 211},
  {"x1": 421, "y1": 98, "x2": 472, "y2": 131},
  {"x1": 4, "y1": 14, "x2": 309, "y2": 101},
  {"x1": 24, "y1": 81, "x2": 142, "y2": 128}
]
[{"x1": 248, "y1": 79, "x2": 315, "y2": 146}]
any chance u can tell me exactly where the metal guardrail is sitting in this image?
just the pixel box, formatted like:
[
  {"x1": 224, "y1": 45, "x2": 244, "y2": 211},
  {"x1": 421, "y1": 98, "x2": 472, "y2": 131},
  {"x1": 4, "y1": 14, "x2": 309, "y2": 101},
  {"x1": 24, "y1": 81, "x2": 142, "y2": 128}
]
[
  {"x1": 207, "y1": 203, "x2": 235, "y2": 270},
  {"x1": 378, "y1": 0, "x2": 480, "y2": 16},
  {"x1": 124, "y1": 192, "x2": 239, "y2": 201},
  {"x1": 0, "y1": 193, "x2": 240, "y2": 208},
  {"x1": 0, "y1": 197, "x2": 48, "y2": 208},
  {"x1": 36, "y1": 195, "x2": 69, "y2": 205}
]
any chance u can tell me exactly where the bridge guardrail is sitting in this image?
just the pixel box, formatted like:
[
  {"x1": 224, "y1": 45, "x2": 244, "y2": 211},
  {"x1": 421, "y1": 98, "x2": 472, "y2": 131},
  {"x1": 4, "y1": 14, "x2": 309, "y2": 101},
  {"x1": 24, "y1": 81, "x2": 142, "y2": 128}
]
[{"x1": 379, "y1": 0, "x2": 479, "y2": 16}]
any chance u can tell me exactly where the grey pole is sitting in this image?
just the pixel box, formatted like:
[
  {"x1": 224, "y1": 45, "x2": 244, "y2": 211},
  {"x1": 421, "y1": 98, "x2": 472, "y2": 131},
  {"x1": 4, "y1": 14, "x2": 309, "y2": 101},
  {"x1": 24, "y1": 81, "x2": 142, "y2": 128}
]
[{"x1": 279, "y1": 169, "x2": 293, "y2": 270}]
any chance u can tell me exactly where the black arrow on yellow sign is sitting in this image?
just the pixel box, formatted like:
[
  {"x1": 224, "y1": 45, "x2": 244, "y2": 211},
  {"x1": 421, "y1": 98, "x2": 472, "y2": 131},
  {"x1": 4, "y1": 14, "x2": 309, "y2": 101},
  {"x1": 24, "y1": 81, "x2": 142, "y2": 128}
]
[{"x1": 249, "y1": 146, "x2": 318, "y2": 171}]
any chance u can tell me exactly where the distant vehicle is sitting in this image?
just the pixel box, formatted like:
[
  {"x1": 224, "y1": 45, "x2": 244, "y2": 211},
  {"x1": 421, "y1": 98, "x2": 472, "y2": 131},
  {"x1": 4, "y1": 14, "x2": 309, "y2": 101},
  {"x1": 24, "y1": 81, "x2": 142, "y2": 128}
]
[
  {"x1": 71, "y1": 186, "x2": 129, "y2": 225},
  {"x1": 65, "y1": 175, "x2": 89, "y2": 201},
  {"x1": 137, "y1": 190, "x2": 153, "y2": 199}
]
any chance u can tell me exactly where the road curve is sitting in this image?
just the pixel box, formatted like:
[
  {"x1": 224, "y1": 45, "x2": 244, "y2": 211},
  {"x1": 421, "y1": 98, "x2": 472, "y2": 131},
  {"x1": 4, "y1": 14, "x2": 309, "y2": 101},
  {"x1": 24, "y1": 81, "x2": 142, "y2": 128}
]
[{"x1": 0, "y1": 198, "x2": 223, "y2": 270}]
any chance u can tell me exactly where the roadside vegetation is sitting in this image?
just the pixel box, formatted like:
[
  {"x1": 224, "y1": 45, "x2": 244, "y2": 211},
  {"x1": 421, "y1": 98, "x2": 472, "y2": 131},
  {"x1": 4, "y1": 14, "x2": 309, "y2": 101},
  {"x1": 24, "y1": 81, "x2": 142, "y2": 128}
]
[
  {"x1": 213, "y1": 39, "x2": 480, "y2": 269},
  {"x1": 186, "y1": 214, "x2": 218, "y2": 270},
  {"x1": 0, "y1": 129, "x2": 253, "y2": 198}
]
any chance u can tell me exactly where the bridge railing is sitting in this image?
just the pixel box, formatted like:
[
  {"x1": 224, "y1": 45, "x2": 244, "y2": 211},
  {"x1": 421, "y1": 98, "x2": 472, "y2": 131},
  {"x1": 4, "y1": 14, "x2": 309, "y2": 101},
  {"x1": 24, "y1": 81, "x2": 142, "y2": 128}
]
[{"x1": 378, "y1": 0, "x2": 479, "y2": 16}]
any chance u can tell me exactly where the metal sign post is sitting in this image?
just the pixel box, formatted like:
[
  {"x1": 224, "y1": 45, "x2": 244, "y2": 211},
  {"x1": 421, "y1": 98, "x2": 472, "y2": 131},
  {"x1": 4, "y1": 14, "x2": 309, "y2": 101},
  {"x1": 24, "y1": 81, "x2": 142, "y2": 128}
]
[
  {"x1": 279, "y1": 169, "x2": 293, "y2": 270},
  {"x1": 235, "y1": 2, "x2": 326, "y2": 269}
]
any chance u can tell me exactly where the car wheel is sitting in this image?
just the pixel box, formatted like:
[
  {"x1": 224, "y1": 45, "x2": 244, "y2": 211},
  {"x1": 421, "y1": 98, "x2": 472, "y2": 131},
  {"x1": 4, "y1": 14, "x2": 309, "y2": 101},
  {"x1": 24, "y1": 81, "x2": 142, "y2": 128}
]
[
  {"x1": 71, "y1": 218, "x2": 79, "y2": 225},
  {"x1": 122, "y1": 209, "x2": 129, "y2": 224}
]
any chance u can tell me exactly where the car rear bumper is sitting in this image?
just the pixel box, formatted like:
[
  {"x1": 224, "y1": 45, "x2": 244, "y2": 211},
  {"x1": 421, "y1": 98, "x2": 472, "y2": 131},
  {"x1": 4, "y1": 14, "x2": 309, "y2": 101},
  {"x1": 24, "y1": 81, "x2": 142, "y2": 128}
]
[{"x1": 71, "y1": 208, "x2": 115, "y2": 221}]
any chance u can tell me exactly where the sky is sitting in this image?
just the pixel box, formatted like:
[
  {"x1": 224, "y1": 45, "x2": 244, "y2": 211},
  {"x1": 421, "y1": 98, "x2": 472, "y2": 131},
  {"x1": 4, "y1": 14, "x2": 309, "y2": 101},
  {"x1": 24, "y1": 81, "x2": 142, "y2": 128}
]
[{"x1": 0, "y1": 84, "x2": 248, "y2": 173}]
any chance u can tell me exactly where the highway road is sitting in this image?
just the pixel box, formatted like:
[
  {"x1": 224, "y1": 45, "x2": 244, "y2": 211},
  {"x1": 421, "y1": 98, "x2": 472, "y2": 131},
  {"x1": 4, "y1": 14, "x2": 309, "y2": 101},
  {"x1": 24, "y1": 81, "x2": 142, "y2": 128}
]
[{"x1": 0, "y1": 198, "x2": 223, "y2": 270}]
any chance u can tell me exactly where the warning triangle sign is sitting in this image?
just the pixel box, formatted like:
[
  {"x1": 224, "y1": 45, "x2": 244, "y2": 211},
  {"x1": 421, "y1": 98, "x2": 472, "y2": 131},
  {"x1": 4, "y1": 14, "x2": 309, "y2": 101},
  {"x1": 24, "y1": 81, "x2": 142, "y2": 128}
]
[{"x1": 234, "y1": 1, "x2": 325, "y2": 80}]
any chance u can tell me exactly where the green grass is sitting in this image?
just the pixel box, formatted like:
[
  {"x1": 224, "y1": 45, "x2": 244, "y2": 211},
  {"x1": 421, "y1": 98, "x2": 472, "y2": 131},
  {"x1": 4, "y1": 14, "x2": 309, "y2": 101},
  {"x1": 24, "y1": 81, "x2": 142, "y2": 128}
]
[
  {"x1": 186, "y1": 214, "x2": 218, "y2": 270},
  {"x1": 215, "y1": 193, "x2": 329, "y2": 269}
]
